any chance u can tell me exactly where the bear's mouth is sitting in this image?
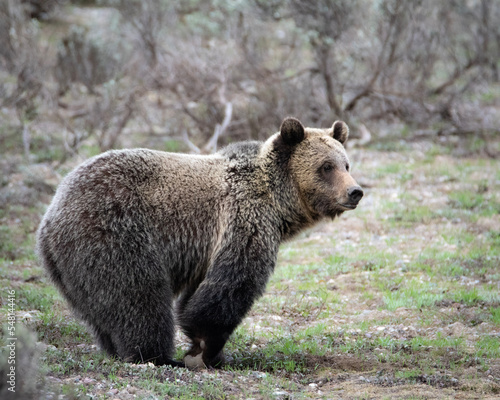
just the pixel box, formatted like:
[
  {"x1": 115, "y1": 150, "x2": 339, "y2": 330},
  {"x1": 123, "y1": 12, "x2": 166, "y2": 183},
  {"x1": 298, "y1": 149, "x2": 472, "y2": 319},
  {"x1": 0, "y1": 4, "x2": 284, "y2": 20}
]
[{"x1": 338, "y1": 203, "x2": 358, "y2": 210}]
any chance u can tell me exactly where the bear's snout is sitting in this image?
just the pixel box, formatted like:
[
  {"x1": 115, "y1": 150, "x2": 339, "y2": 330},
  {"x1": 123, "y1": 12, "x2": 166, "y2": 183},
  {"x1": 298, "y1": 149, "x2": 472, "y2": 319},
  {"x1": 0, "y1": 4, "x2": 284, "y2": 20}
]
[{"x1": 347, "y1": 186, "x2": 364, "y2": 205}]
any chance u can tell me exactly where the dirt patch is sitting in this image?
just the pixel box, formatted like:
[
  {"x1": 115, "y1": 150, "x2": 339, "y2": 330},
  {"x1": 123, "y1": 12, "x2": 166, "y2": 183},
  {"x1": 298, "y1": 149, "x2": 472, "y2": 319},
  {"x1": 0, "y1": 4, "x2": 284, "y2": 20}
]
[
  {"x1": 320, "y1": 381, "x2": 461, "y2": 399},
  {"x1": 306, "y1": 353, "x2": 380, "y2": 373}
]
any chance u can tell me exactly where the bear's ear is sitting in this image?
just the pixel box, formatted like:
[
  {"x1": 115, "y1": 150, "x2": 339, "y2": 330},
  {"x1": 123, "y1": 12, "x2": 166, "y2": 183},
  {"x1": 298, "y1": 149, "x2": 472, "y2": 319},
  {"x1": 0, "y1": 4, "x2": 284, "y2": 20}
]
[
  {"x1": 280, "y1": 117, "x2": 305, "y2": 146},
  {"x1": 332, "y1": 120, "x2": 349, "y2": 144}
]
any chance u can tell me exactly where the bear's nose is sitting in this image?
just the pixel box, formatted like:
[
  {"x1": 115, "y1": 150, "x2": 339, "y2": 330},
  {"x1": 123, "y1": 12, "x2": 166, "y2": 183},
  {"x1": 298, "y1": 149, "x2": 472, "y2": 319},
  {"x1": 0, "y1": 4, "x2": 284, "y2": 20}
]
[{"x1": 347, "y1": 186, "x2": 364, "y2": 204}]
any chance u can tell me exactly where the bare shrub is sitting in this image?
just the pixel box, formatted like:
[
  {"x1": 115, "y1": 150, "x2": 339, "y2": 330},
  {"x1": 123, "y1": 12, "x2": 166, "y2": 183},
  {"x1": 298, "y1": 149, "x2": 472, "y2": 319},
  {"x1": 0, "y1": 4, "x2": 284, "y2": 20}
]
[
  {"x1": 0, "y1": 1, "x2": 52, "y2": 159},
  {"x1": 158, "y1": 39, "x2": 238, "y2": 151},
  {"x1": 55, "y1": 26, "x2": 121, "y2": 95},
  {"x1": 117, "y1": 0, "x2": 177, "y2": 70},
  {"x1": 0, "y1": 2, "x2": 45, "y2": 103},
  {"x1": 265, "y1": 0, "x2": 500, "y2": 138},
  {"x1": 21, "y1": 0, "x2": 66, "y2": 19},
  {"x1": 55, "y1": 78, "x2": 140, "y2": 157},
  {"x1": 116, "y1": 0, "x2": 240, "y2": 150},
  {"x1": 52, "y1": 9, "x2": 139, "y2": 155},
  {"x1": 85, "y1": 79, "x2": 139, "y2": 151},
  {"x1": 2, "y1": 0, "x2": 498, "y2": 164}
]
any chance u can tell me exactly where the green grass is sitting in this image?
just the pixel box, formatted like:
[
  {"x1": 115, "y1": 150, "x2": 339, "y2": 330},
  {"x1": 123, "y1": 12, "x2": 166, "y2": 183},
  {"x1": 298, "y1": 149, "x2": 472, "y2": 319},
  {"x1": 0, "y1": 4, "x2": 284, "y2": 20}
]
[
  {"x1": 390, "y1": 204, "x2": 436, "y2": 226},
  {"x1": 375, "y1": 162, "x2": 404, "y2": 176},
  {"x1": 491, "y1": 307, "x2": 500, "y2": 326},
  {"x1": 228, "y1": 333, "x2": 310, "y2": 373},
  {"x1": 36, "y1": 312, "x2": 93, "y2": 348},
  {"x1": 382, "y1": 284, "x2": 444, "y2": 311},
  {"x1": 475, "y1": 336, "x2": 500, "y2": 359},
  {"x1": 452, "y1": 287, "x2": 483, "y2": 306},
  {"x1": 14, "y1": 285, "x2": 58, "y2": 312}
]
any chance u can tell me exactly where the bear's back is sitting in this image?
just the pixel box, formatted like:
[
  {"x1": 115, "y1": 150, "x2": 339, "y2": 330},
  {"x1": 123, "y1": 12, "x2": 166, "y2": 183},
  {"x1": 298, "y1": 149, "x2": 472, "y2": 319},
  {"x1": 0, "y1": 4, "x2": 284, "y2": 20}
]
[
  {"x1": 53, "y1": 148, "x2": 228, "y2": 218},
  {"x1": 38, "y1": 148, "x2": 231, "y2": 292}
]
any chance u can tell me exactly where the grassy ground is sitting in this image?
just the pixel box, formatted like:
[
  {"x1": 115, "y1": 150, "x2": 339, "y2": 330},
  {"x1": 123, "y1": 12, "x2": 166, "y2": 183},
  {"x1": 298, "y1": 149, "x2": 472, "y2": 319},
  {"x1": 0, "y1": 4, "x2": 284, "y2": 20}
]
[{"x1": 0, "y1": 139, "x2": 499, "y2": 399}]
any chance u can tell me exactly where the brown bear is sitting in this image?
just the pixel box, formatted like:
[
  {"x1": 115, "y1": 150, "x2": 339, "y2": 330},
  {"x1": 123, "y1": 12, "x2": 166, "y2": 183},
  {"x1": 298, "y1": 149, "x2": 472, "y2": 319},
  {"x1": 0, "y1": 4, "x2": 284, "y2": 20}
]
[{"x1": 36, "y1": 117, "x2": 363, "y2": 369}]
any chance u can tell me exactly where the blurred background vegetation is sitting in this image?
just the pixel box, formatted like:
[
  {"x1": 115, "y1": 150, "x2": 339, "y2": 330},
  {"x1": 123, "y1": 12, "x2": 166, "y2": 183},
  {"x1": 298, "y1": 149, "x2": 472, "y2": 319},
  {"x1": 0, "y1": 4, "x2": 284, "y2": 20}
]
[{"x1": 1, "y1": 0, "x2": 499, "y2": 161}]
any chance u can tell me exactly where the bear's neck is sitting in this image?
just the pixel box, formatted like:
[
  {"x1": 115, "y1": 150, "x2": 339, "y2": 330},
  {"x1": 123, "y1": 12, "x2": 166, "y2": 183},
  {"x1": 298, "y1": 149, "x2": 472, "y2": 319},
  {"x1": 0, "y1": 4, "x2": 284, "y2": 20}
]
[
  {"x1": 257, "y1": 146, "x2": 320, "y2": 241},
  {"x1": 274, "y1": 168, "x2": 319, "y2": 241}
]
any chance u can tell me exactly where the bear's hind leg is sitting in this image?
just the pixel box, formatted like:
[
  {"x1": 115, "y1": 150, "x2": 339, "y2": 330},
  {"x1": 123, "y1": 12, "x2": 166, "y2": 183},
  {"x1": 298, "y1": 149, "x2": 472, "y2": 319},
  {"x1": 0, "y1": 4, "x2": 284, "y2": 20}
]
[
  {"x1": 111, "y1": 287, "x2": 183, "y2": 367},
  {"x1": 92, "y1": 326, "x2": 118, "y2": 357}
]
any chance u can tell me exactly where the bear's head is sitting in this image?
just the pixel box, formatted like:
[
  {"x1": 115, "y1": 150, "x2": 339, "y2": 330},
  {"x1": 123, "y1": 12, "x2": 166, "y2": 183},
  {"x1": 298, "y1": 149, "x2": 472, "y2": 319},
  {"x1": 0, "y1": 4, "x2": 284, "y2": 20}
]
[{"x1": 276, "y1": 117, "x2": 363, "y2": 220}]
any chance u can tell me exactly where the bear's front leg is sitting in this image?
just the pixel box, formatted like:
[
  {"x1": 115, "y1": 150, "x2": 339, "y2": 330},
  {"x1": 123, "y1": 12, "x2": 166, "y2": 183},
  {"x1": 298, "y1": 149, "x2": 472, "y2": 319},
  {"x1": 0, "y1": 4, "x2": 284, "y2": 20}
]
[
  {"x1": 180, "y1": 292, "x2": 241, "y2": 369},
  {"x1": 179, "y1": 238, "x2": 279, "y2": 369}
]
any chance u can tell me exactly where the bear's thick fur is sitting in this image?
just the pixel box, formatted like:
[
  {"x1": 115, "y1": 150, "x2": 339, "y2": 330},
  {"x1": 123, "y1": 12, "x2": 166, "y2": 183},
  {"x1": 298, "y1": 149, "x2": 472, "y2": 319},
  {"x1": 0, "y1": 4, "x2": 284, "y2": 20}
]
[{"x1": 36, "y1": 117, "x2": 363, "y2": 368}]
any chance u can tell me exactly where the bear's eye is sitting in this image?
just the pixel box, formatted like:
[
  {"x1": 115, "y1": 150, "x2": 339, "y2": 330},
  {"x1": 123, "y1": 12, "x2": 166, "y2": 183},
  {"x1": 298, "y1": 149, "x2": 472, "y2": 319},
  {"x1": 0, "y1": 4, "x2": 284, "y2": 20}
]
[
  {"x1": 322, "y1": 164, "x2": 333, "y2": 173},
  {"x1": 346, "y1": 163, "x2": 350, "y2": 172}
]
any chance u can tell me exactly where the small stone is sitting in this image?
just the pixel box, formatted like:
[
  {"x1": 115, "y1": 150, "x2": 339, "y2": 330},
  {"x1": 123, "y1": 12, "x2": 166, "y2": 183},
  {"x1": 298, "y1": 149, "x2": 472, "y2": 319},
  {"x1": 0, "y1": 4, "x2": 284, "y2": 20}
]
[
  {"x1": 250, "y1": 371, "x2": 266, "y2": 379},
  {"x1": 448, "y1": 322, "x2": 466, "y2": 336},
  {"x1": 128, "y1": 386, "x2": 137, "y2": 394},
  {"x1": 21, "y1": 312, "x2": 33, "y2": 320}
]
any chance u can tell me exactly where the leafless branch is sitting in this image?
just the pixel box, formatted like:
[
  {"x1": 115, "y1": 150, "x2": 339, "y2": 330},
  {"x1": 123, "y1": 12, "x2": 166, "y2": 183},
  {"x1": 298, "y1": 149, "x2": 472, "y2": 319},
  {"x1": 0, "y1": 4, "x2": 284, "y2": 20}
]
[
  {"x1": 203, "y1": 101, "x2": 233, "y2": 154},
  {"x1": 181, "y1": 130, "x2": 201, "y2": 154}
]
